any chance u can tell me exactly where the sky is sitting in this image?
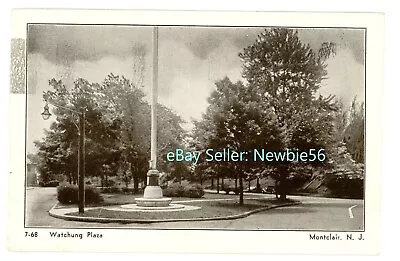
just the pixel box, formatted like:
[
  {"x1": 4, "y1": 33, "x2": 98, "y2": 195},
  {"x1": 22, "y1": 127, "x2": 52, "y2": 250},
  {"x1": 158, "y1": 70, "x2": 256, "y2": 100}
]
[{"x1": 26, "y1": 25, "x2": 365, "y2": 154}]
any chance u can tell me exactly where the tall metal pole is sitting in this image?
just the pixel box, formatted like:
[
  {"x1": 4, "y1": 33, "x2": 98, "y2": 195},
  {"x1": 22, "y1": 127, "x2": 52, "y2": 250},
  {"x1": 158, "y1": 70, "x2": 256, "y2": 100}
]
[
  {"x1": 140, "y1": 26, "x2": 164, "y2": 200},
  {"x1": 151, "y1": 26, "x2": 158, "y2": 170},
  {"x1": 136, "y1": 27, "x2": 171, "y2": 206},
  {"x1": 78, "y1": 112, "x2": 85, "y2": 213},
  {"x1": 41, "y1": 97, "x2": 86, "y2": 212}
]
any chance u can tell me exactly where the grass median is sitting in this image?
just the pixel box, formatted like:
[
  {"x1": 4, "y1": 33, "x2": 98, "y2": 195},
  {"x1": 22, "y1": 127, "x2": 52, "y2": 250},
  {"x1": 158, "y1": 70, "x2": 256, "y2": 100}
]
[{"x1": 62, "y1": 193, "x2": 299, "y2": 221}]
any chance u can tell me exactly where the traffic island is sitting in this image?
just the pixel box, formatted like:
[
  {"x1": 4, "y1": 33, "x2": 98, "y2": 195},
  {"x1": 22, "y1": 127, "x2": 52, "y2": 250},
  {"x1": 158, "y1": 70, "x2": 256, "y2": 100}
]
[{"x1": 49, "y1": 197, "x2": 301, "y2": 224}]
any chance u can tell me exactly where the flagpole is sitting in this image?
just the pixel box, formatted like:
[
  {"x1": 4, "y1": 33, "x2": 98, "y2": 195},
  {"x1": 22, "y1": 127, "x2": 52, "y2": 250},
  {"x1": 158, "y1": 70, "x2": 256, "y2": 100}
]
[
  {"x1": 151, "y1": 26, "x2": 158, "y2": 170},
  {"x1": 136, "y1": 26, "x2": 171, "y2": 206}
]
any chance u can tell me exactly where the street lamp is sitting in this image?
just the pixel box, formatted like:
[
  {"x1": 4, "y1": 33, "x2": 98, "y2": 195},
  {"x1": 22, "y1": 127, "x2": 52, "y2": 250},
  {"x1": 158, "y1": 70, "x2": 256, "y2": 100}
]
[
  {"x1": 41, "y1": 99, "x2": 86, "y2": 213},
  {"x1": 41, "y1": 103, "x2": 51, "y2": 120}
]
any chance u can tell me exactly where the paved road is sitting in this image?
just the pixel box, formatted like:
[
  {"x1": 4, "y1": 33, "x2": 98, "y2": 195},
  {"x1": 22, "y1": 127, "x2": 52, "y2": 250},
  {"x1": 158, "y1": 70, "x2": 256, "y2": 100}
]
[
  {"x1": 136, "y1": 195, "x2": 364, "y2": 231},
  {"x1": 25, "y1": 187, "x2": 363, "y2": 230}
]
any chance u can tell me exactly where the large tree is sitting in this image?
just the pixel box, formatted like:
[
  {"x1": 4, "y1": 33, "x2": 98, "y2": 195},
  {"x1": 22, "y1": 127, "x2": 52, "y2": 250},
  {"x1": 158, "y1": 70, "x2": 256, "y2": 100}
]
[
  {"x1": 193, "y1": 77, "x2": 282, "y2": 204},
  {"x1": 33, "y1": 78, "x2": 121, "y2": 184},
  {"x1": 239, "y1": 28, "x2": 337, "y2": 199},
  {"x1": 98, "y1": 74, "x2": 187, "y2": 192},
  {"x1": 98, "y1": 74, "x2": 150, "y2": 192},
  {"x1": 33, "y1": 75, "x2": 188, "y2": 190},
  {"x1": 344, "y1": 98, "x2": 364, "y2": 163}
]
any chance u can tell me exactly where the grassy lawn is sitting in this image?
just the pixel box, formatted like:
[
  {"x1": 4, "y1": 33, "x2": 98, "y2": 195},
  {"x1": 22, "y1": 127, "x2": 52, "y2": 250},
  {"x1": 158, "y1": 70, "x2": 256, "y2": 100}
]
[
  {"x1": 64, "y1": 193, "x2": 297, "y2": 221},
  {"x1": 55, "y1": 191, "x2": 252, "y2": 209}
]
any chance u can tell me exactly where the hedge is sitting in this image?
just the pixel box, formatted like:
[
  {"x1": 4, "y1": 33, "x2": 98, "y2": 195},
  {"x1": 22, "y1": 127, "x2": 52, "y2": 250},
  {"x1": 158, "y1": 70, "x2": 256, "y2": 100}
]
[
  {"x1": 57, "y1": 184, "x2": 103, "y2": 204},
  {"x1": 325, "y1": 175, "x2": 364, "y2": 199},
  {"x1": 163, "y1": 183, "x2": 204, "y2": 198}
]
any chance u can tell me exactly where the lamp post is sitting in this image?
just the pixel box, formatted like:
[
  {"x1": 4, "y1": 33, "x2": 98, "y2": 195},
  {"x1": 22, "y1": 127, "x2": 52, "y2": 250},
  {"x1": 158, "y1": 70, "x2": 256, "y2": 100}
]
[{"x1": 41, "y1": 100, "x2": 86, "y2": 213}]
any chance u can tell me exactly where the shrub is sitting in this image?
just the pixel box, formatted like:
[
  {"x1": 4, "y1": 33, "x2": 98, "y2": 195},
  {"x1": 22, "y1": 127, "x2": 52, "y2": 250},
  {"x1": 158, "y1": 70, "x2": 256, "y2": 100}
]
[
  {"x1": 223, "y1": 187, "x2": 231, "y2": 194},
  {"x1": 183, "y1": 184, "x2": 205, "y2": 198},
  {"x1": 42, "y1": 180, "x2": 59, "y2": 187},
  {"x1": 122, "y1": 187, "x2": 138, "y2": 194},
  {"x1": 162, "y1": 183, "x2": 185, "y2": 197},
  {"x1": 102, "y1": 179, "x2": 115, "y2": 188},
  {"x1": 57, "y1": 184, "x2": 78, "y2": 204},
  {"x1": 163, "y1": 183, "x2": 204, "y2": 198},
  {"x1": 325, "y1": 175, "x2": 364, "y2": 199},
  {"x1": 101, "y1": 185, "x2": 120, "y2": 194},
  {"x1": 222, "y1": 186, "x2": 233, "y2": 194},
  {"x1": 57, "y1": 184, "x2": 103, "y2": 204},
  {"x1": 85, "y1": 186, "x2": 103, "y2": 204},
  {"x1": 287, "y1": 174, "x2": 311, "y2": 192},
  {"x1": 222, "y1": 186, "x2": 242, "y2": 195}
]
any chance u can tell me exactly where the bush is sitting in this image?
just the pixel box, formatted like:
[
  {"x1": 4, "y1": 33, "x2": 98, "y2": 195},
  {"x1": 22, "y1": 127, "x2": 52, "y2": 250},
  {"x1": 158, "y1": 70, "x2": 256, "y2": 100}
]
[
  {"x1": 85, "y1": 186, "x2": 103, "y2": 204},
  {"x1": 223, "y1": 187, "x2": 232, "y2": 194},
  {"x1": 326, "y1": 175, "x2": 364, "y2": 199},
  {"x1": 102, "y1": 179, "x2": 115, "y2": 188},
  {"x1": 101, "y1": 185, "x2": 120, "y2": 194},
  {"x1": 163, "y1": 183, "x2": 204, "y2": 198},
  {"x1": 41, "y1": 180, "x2": 59, "y2": 187},
  {"x1": 57, "y1": 184, "x2": 103, "y2": 204},
  {"x1": 57, "y1": 184, "x2": 78, "y2": 204},
  {"x1": 287, "y1": 174, "x2": 311, "y2": 192},
  {"x1": 183, "y1": 184, "x2": 205, "y2": 198},
  {"x1": 121, "y1": 187, "x2": 139, "y2": 194},
  {"x1": 162, "y1": 183, "x2": 185, "y2": 197},
  {"x1": 223, "y1": 186, "x2": 241, "y2": 195}
]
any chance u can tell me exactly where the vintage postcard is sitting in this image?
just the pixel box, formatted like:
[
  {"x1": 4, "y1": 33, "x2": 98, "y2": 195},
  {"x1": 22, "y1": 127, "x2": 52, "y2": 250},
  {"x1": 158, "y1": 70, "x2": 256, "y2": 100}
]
[{"x1": 8, "y1": 9, "x2": 383, "y2": 254}]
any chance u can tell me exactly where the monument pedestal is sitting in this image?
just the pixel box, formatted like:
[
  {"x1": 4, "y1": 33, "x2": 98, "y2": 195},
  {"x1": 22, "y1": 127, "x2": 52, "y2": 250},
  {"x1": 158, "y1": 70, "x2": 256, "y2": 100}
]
[
  {"x1": 135, "y1": 197, "x2": 172, "y2": 207},
  {"x1": 135, "y1": 169, "x2": 172, "y2": 207}
]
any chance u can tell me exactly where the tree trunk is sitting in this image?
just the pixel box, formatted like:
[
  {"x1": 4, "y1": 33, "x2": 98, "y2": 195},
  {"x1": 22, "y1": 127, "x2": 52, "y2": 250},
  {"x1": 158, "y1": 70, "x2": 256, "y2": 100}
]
[
  {"x1": 217, "y1": 177, "x2": 220, "y2": 193},
  {"x1": 211, "y1": 177, "x2": 214, "y2": 189},
  {"x1": 248, "y1": 179, "x2": 251, "y2": 191},
  {"x1": 221, "y1": 177, "x2": 224, "y2": 189},
  {"x1": 278, "y1": 169, "x2": 288, "y2": 201},
  {"x1": 239, "y1": 175, "x2": 244, "y2": 205},
  {"x1": 128, "y1": 162, "x2": 140, "y2": 194},
  {"x1": 235, "y1": 175, "x2": 238, "y2": 189},
  {"x1": 133, "y1": 176, "x2": 139, "y2": 194},
  {"x1": 131, "y1": 164, "x2": 139, "y2": 194}
]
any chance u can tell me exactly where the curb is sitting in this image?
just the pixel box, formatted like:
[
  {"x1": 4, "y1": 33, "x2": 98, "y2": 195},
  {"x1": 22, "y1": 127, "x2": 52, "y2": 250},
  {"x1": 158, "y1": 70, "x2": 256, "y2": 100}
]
[{"x1": 49, "y1": 202, "x2": 301, "y2": 224}]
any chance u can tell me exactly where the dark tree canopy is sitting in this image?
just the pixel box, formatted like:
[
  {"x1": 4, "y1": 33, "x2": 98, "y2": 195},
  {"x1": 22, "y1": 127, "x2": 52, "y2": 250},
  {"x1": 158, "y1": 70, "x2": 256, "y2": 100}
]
[
  {"x1": 32, "y1": 74, "x2": 188, "y2": 189},
  {"x1": 193, "y1": 77, "x2": 283, "y2": 204},
  {"x1": 194, "y1": 28, "x2": 338, "y2": 200}
]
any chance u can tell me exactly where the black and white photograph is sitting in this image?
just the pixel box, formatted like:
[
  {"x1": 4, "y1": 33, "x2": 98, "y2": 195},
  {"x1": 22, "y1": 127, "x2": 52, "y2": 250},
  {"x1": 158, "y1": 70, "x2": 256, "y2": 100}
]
[{"x1": 7, "y1": 9, "x2": 384, "y2": 254}]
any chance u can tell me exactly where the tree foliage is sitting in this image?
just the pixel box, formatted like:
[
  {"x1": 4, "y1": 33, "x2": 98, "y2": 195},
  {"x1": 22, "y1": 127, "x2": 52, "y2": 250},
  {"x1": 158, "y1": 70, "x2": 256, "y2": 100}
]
[
  {"x1": 193, "y1": 77, "x2": 282, "y2": 204},
  {"x1": 344, "y1": 98, "x2": 364, "y2": 163},
  {"x1": 194, "y1": 28, "x2": 338, "y2": 201},
  {"x1": 32, "y1": 74, "x2": 187, "y2": 190},
  {"x1": 33, "y1": 78, "x2": 121, "y2": 184}
]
